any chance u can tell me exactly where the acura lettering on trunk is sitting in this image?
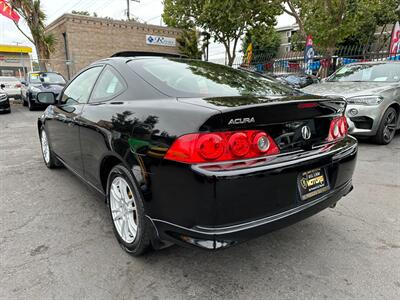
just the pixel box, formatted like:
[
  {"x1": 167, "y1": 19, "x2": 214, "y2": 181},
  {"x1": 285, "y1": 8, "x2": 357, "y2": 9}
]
[
  {"x1": 228, "y1": 117, "x2": 255, "y2": 125},
  {"x1": 38, "y1": 53, "x2": 358, "y2": 255}
]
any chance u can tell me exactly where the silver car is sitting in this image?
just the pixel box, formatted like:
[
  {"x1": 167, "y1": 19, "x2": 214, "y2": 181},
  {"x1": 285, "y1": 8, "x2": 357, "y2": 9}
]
[
  {"x1": 302, "y1": 61, "x2": 400, "y2": 144},
  {"x1": 0, "y1": 76, "x2": 22, "y2": 100}
]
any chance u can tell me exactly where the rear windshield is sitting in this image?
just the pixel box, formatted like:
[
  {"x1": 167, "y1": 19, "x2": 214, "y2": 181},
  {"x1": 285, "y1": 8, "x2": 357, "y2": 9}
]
[
  {"x1": 0, "y1": 77, "x2": 19, "y2": 82},
  {"x1": 128, "y1": 58, "x2": 296, "y2": 98}
]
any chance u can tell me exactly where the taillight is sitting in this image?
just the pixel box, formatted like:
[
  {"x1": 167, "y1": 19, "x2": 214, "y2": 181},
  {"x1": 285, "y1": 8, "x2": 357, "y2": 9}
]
[
  {"x1": 165, "y1": 130, "x2": 280, "y2": 164},
  {"x1": 327, "y1": 116, "x2": 348, "y2": 141},
  {"x1": 15, "y1": 83, "x2": 21, "y2": 88}
]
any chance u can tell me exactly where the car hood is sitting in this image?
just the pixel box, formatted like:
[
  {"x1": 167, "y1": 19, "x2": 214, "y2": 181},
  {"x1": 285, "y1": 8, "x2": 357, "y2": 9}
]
[
  {"x1": 302, "y1": 81, "x2": 399, "y2": 98},
  {"x1": 32, "y1": 84, "x2": 64, "y2": 92}
]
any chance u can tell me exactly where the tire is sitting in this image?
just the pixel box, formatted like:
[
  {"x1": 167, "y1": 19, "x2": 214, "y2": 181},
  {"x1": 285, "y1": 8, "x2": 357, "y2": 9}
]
[
  {"x1": 39, "y1": 126, "x2": 62, "y2": 168},
  {"x1": 22, "y1": 95, "x2": 27, "y2": 106},
  {"x1": 374, "y1": 107, "x2": 398, "y2": 145},
  {"x1": 28, "y1": 96, "x2": 34, "y2": 111},
  {"x1": 107, "y1": 164, "x2": 152, "y2": 256}
]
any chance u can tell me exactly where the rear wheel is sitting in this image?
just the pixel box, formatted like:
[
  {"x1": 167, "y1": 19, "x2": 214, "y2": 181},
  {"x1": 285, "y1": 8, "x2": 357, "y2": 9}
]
[
  {"x1": 40, "y1": 127, "x2": 62, "y2": 168},
  {"x1": 374, "y1": 107, "x2": 398, "y2": 145},
  {"x1": 22, "y1": 94, "x2": 27, "y2": 106},
  {"x1": 107, "y1": 164, "x2": 152, "y2": 256}
]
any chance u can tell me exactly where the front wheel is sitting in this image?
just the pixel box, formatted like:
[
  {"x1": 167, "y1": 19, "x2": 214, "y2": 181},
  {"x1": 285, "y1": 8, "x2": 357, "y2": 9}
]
[
  {"x1": 374, "y1": 107, "x2": 398, "y2": 145},
  {"x1": 107, "y1": 164, "x2": 152, "y2": 256},
  {"x1": 22, "y1": 94, "x2": 27, "y2": 106},
  {"x1": 28, "y1": 96, "x2": 34, "y2": 111},
  {"x1": 40, "y1": 127, "x2": 62, "y2": 168}
]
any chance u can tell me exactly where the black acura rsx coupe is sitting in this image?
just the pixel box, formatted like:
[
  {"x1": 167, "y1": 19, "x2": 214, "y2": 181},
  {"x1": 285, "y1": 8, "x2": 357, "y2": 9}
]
[{"x1": 37, "y1": 53, "x2": 357, "y2": 255}]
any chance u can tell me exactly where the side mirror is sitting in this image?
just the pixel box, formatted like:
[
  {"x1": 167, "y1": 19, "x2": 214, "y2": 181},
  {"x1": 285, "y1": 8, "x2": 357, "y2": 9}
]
[
  {"x1": 0, "y1": 83, "x2": 5, "y2": 89},
  {"x1": 21, "y1": 80, "x2": 27, "y2": 86},
  {"x1": 37, "y1": 92, "x2": 56, "y2": 105}
]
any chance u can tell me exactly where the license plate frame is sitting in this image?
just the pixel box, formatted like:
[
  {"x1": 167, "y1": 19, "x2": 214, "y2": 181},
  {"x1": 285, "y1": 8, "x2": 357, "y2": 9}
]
[{"x1": 298, "y1": 168, "x2": 330, "y2": 201}]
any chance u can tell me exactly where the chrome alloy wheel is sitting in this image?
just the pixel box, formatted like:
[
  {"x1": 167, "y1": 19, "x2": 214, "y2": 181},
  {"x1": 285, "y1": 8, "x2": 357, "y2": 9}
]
[
  {"x1": 41, "y1": 130, "x2": 50, "y2": 164},
  {"x1": 383, "y1": 110, "x2": 397, "y2": 143},
  {"x1": 110, "y1": 177, "x2": 138, "y2": 243}
]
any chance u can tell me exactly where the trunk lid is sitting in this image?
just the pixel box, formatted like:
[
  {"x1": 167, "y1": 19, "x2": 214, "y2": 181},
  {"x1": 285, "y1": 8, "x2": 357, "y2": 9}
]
[{"x1": 179, "y1": 95, "x2": 346, "y2": 153}]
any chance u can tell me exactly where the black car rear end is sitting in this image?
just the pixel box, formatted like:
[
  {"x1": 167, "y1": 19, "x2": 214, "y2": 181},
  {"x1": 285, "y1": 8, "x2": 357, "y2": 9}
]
[{"x1": 149, "y1": 97, "x2": 357, "y2": 250}]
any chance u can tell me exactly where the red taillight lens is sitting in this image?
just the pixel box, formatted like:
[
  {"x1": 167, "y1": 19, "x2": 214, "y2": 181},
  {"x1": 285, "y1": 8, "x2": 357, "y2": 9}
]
[
  {"x1": 327, "y1": 116, "x2": 348, "y2": 141},
  {"x1": 228, "y1": 132, "x2": 250, "y2": 157},
  {"x1": 15, "y1": 83, "x2": 21, "y2": 88},
  {"x1": 197, "y1": 134, "x2": 225, "y2": 159},
  {"x1": 165, "y1": 130, "x2": 280, "y2": 164}
]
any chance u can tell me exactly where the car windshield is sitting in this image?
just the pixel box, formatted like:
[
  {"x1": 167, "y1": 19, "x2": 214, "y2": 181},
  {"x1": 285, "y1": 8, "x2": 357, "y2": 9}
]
[
  {"x1": 328, "y1": 63, "x2": 400, "y2": 82},
  {"x1": 30, "y1": 73, "x2": 66, "y2": 84},
  {"x1": 129, "y1": 58, "x2": 297, "y2": 98}
]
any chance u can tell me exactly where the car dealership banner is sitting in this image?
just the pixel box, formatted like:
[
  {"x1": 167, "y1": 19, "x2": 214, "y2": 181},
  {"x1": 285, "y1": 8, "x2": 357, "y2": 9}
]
[
  {"x1": 304, "y1": 35, "x2": 314, "y2": 75},
  {"x1": 389, "y1": 21, "x2": 400, "y2": 56},
  {"x1": 146, "y1": 35, "x2": 176, "y2": 47},
  {"x1": 0, "y1": 0, "x2": 20, "y2": 22}
]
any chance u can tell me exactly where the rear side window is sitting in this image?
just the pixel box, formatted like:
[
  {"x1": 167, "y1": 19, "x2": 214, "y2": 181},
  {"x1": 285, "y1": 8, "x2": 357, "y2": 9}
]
[{"x1": 90, "y1": 66, "x2": 126, "y2": 102}]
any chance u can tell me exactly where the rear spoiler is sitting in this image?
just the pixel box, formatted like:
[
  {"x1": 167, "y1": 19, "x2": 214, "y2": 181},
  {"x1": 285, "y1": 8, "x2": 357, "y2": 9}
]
[{"x1": 111, "y1": 51, "x2": 188, "y2": 58}]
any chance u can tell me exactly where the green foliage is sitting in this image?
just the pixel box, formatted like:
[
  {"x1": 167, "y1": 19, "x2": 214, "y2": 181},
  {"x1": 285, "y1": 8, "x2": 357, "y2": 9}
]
[
  {"x1": 163, "y1": 0, "x2": 282, "y2": 65},
  {"x1": 11, "y1": 0, "x2": 56, "y2": 70},
  {"x1": 289, "y1": 31, "x2": 305, "y2": 52},
  {"x1": 284, "y1": 0, "x2": 400, "y2": 50},
  {"x1": 242, "y1": 26, "x2": 281, "y2": 59},
  {"x1": 176, "y1": 29, "x2": 202, "y2": 59},
  {"x1": 71, "y1": 10, "x2": 90, "y2": 16}
]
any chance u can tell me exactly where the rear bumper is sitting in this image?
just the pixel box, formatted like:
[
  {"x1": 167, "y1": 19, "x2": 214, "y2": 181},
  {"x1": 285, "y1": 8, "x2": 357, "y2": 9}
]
[
  {"x1": 152, "y1": 180, "x2": 353, "y2": 250},
  {"x1": 0, "y1": 99, "x2": 10, "y2": 111},
  {"x1": 149, "y1": 136, "x2": 358, "y2": 250}
]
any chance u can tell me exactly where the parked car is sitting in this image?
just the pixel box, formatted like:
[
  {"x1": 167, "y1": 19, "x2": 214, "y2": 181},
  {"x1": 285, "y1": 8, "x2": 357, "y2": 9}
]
[
  {"x1": 21, "y1": 72, "x2": 66, "y2": 111},
  {"x1": 0, "y1": 84, "x2": 10, "y2": 113},
  {"x1": 303, "y1": 61, "x2": 400, "y2": 144},
  {"x1": 272, "y1": 73, "x2": 319, "y2": 89},
  {"x1": 0, "y1": 76, "x2": 22, "y2": 100},
  {"x1": 37, "y1": 54, "x2": 357, "y2": 255}
]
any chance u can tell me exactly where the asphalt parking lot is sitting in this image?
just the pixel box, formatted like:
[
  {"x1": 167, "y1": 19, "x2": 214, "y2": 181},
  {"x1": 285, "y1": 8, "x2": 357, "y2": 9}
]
[{"x1": 1, "y1": 104, "x2": 399, "y2": 300}]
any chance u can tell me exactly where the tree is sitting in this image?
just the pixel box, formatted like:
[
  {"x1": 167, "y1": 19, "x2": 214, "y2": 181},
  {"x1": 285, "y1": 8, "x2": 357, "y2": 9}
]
[
  {"x1": 242, "y1": 26, "x2": 281, "y2": 60},
  {"x1": 10, "y1": 0, "x2": 55, "y2": 71},
  {"x1": 282, "y1": 0, "x2": 400, "y2": 51},
  {"x1": 176, "y1": 29, "x2": 202, "y2": 59},
  {"x1": 163, "y1": 0, "x2": 282, "y2": 66}
]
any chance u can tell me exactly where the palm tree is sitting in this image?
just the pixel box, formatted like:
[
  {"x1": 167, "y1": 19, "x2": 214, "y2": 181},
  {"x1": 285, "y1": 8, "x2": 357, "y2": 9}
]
[{"x1": 10, "y1": 0, "x2": 55, "y2": 71}]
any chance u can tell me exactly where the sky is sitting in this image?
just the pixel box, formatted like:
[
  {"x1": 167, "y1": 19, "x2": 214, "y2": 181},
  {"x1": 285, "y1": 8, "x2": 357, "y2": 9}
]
[{"x1": 0, "y1": 0, "x2": 294, "y2": 60}]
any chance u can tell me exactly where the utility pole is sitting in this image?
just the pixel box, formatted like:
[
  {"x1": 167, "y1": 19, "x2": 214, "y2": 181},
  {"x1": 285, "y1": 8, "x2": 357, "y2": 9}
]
[{"x1": 126, "y1": 0, "x2": 140, "y2": 21}]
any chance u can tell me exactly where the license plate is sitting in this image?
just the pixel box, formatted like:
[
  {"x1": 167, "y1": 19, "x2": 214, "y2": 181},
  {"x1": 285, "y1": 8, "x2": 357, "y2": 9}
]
[{"x1": 298, "y1": 168, "x2": 330, "y2": 201}]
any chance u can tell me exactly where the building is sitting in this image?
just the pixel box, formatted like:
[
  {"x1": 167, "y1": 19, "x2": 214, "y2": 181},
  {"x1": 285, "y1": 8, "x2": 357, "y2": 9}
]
[
  {"x1": 0, "y1": 44, "x2": 32, "y2": 78},
  {"x1": 45, "y1": 14, "x2": 182, "y2": 79},
  {"x1": 276, "y1": 24, "x2": 300, "y2": 55}
]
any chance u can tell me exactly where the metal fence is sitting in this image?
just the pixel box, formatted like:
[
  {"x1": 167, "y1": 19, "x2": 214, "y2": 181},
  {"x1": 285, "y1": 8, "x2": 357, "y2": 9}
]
[
  {"x1": 1, "y1": 45, "x2": 399, "y2": 82},
  {"x1": 230, "y1": 45, "x2": 399, "y2": 77}
]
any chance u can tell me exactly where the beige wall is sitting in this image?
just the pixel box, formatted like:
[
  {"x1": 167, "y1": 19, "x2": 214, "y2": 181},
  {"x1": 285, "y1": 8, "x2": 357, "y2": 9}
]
[{"x1": 46, "y1": 14, "x2": 182, "y2": 79}]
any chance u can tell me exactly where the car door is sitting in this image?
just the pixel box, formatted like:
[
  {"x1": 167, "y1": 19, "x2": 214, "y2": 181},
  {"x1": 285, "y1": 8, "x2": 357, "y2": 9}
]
[
  {"x1": 48, "y1": 66, "x2": 103, "y2": 175},
  {"x1": 79, "y1": 65, "x2": 127, "y2": 187}
]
